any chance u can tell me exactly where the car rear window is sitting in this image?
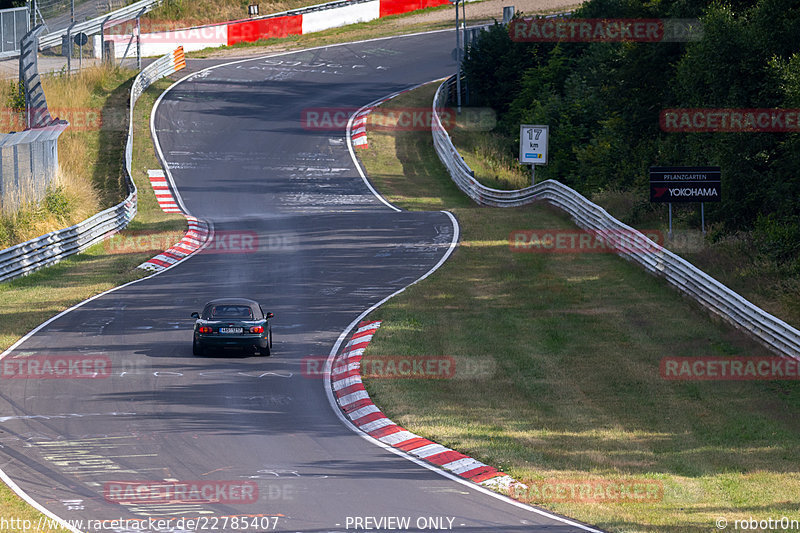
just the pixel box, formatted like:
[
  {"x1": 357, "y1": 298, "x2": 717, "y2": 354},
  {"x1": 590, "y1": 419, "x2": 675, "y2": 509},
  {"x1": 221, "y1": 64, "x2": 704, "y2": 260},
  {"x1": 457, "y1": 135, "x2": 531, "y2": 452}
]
[{"x1": 208, "y1": 305, "x2": 254, "y2": 319}]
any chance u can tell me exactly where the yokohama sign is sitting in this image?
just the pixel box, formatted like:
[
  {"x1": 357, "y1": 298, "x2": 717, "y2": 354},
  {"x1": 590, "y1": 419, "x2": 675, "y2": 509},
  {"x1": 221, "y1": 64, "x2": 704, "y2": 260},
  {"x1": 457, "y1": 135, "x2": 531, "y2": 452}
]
[{"x1": 649, "y1": 166, "x2": 721, "y2": 203}]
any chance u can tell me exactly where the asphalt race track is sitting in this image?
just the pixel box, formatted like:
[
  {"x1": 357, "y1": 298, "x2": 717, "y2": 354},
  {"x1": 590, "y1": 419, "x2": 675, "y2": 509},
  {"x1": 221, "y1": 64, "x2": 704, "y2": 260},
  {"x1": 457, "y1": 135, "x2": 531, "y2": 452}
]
[{"x1": 0, "y1": 31, "x2": 600, "y2": 532}]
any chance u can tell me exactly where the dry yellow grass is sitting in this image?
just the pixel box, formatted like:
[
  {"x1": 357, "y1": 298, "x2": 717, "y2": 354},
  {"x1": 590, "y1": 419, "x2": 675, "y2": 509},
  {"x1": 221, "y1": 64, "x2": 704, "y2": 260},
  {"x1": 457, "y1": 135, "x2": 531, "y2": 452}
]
[
  {"x1": 1, "y1": 169, "x2": 101, "y2": 245},
  {"x1": 0, "y1": 65, "x2": 134, "y2": 248}
]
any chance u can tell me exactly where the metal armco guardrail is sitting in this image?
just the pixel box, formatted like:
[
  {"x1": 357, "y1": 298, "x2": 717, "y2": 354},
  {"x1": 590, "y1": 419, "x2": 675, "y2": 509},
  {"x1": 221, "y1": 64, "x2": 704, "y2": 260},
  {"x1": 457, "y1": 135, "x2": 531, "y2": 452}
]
[
  {"x1": 38, "y1": 0, "x2": 161, "y2": 50},
  {"x1": 432, "y1": 77, "x2": 540, "y2": 207},
  {"x1": 0, "y1": 47, "x2": 185, "y2": 283},
  {"x1": 432, "y1": 76, "x2": 800, "y2": 360}
]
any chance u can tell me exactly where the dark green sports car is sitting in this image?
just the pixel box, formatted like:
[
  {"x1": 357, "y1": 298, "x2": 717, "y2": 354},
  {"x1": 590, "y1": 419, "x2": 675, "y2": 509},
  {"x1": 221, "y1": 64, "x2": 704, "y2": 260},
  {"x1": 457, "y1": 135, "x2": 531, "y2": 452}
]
[{"x1": 191, "y1": 298, "x2": 273, "y2": 356}]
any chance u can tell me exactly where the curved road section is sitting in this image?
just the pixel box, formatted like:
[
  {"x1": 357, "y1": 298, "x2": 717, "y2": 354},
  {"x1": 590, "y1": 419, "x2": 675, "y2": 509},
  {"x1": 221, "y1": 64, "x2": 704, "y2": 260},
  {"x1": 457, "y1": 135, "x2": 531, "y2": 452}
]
[{"x1": 0, "y1": 31, "x2": 597, "y2": 532}]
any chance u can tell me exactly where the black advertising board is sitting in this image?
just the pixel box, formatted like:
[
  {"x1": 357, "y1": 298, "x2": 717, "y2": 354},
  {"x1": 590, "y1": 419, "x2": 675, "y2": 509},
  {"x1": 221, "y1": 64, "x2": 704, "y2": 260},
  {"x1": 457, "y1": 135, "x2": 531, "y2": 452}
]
[{"x1": 649, "y1": 166, "x2": 721, "y2": 203}]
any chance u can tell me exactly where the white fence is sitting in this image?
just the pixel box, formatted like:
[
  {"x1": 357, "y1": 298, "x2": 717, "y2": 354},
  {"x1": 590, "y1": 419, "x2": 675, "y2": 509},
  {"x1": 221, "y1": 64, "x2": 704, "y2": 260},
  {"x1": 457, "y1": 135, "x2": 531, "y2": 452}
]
[
  {"x1": 431, "y1": 75, "x2": 800, "y2": 360},
  {"x1": 0, "y1": 47, "x2": 185, "y2": 283}
]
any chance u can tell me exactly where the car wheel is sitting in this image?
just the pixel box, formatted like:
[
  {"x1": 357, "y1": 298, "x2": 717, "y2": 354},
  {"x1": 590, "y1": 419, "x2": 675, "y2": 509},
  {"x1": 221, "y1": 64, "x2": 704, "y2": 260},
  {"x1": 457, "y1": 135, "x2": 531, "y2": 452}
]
[
  {"x1": 192, "y1": 338, "x2": 203, "y2": 356},
  {"x1": 256, "y1": 338, "x2": 270, "y2": 357}
]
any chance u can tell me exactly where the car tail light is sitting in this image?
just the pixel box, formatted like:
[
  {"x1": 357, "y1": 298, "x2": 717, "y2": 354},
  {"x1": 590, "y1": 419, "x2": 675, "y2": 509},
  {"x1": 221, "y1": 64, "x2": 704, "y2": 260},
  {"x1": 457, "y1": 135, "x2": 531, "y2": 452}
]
[
  {"x1": 250, "y1": 326, "x2": 264, "y2": 333},
  {"x1": 199, "y1": 326, "x2": 213, "y2": 334}
]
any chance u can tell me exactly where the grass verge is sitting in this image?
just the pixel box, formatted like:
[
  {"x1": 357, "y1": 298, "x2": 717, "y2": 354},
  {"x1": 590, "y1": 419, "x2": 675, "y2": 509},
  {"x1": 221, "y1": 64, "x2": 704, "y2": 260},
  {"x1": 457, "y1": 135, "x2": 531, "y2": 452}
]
[
  {"x1": 449, "y1": 123, "x2": 531, "y2": 190},
  {"x1": 0, "y1": 73, "x2": 185, "y2": 532},
  {"x1": 589, "y1": 187, "x2": 800, "y2": 331},
  {"x1": 442, "y1": 101, "x2": 800, "y2": 331},
  {"x1": 355, "y1": 81, "x2": 800, "y2": 533}
]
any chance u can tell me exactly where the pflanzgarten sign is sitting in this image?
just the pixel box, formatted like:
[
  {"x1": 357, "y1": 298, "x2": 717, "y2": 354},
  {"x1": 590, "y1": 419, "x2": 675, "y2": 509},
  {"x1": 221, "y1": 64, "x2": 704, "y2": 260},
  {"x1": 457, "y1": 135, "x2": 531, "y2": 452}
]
[{"x1": 649, "y1": 166, "x2": 721, "y2": 203}]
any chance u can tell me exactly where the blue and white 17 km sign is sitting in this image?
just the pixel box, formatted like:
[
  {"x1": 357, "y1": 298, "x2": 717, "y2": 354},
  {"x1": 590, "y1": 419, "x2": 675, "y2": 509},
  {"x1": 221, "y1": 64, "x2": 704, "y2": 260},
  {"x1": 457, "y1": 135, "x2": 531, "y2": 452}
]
[{"x1": 520, "y1": 125, "x2": 549, "y2": 164}]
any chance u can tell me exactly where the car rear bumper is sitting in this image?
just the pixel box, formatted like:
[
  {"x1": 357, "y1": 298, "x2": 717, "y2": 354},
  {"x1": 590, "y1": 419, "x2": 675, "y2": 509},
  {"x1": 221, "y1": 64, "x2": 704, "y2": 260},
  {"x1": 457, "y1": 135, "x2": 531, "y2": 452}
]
[{"x1": 196, "y1": 334, "x2": 267, "y2": 348}]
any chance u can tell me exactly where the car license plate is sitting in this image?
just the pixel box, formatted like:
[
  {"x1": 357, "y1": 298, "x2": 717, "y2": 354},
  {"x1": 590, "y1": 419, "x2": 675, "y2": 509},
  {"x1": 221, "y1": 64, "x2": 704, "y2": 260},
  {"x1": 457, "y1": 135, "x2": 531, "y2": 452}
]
[{"x1": 220, "y1": 327, "x2": 243, "y2": 334}]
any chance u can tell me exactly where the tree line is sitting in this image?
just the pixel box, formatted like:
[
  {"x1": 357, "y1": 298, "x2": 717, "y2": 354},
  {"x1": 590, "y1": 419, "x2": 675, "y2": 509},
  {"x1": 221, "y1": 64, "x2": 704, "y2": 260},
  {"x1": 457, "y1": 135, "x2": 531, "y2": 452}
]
[{"x1": 463, "y1": 0, "x2": 800, "y2": 267}]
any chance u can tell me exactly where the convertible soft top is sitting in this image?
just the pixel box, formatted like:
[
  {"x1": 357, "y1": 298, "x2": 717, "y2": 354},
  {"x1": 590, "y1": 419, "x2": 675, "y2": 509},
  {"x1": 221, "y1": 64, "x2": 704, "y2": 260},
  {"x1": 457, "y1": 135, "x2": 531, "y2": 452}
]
[{"x1": 201, "y1": 298, "x2": 264, "y2": 320}]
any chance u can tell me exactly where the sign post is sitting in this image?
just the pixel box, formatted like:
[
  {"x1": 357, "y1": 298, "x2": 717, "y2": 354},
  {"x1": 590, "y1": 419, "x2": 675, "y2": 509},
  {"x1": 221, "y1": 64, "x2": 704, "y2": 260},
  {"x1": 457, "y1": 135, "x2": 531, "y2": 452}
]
[
  {"x1": 519, "y1": 124, "x2": 548, "y2": 185},
  {"x1": 649, "y1": 166, "x2": 721, "y2": 239},
  {"x1": 73, "y1": 32, "x2": 87, "y2": 71},
  {"x1": 669, "y1": 203, "x2": 673, "y2": 239},
  {"x1": 701, "y1": 202, "x2": 705, "y2": 234}
]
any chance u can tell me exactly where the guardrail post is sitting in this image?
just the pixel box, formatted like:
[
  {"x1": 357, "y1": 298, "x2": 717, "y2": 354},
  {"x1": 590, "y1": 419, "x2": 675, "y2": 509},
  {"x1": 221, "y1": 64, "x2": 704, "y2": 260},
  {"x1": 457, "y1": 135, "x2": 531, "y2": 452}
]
[
  {"x1": 64, "y1": 21, "x2": 76, "y2": 73},
  {"x1": 100, "y1": 15, "x2": 109, "y2": 63},
  {"x1": 701, "y1": 202, "x2": 705, "y2": 235},
  {"x1": 668, "y1": 203, "x2": 673, "y2": 240},
  {"x1": 136, "y1": 11, "x2": 141, "y2": 70}
]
